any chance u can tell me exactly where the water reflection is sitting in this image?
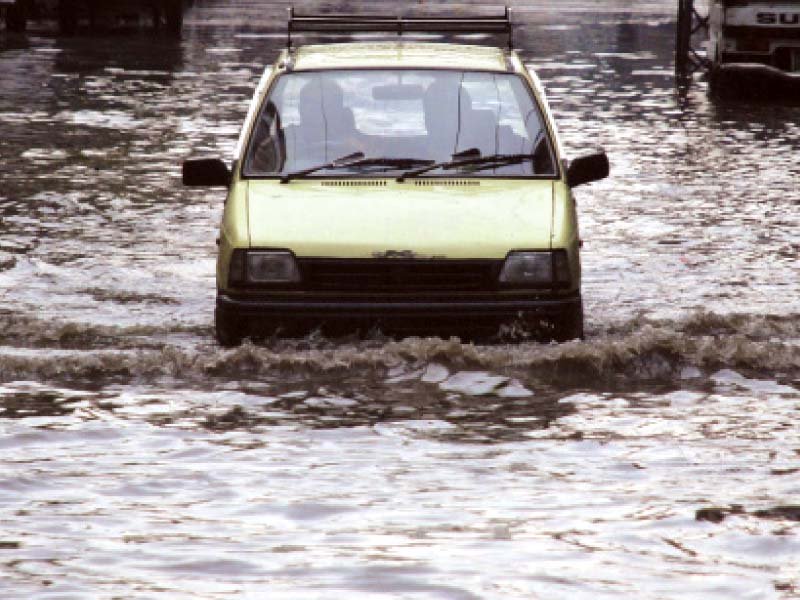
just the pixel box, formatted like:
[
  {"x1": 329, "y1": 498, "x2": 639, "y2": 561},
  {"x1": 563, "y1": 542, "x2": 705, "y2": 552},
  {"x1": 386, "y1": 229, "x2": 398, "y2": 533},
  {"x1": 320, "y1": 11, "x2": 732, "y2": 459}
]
[
  {"x1": 199, "y1": 372, "x2": 575, "y2": 444},
  {"x1": 0, "y1": 386, "x2": 84, "y2": 419},
  {"x1": 1, "y1": 373, "x2": 797, "y2": 598},
  {"x1": 53, "y1": 36, "x2": 184, "y2": 78}
]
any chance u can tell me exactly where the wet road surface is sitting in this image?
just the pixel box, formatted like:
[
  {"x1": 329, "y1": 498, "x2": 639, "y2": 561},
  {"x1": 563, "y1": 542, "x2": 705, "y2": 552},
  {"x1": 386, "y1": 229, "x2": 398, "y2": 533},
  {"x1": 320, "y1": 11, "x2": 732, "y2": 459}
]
[{"x1": 1, "y1": 1, "x2": 799, "y2": 598}]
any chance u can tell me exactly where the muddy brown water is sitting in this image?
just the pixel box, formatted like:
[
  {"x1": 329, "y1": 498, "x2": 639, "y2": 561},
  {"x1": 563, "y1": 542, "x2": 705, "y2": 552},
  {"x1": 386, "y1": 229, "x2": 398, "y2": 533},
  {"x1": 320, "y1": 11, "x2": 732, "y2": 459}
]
[{"x1": 1, "y1": 1, "x2": 799, "y2": 598}]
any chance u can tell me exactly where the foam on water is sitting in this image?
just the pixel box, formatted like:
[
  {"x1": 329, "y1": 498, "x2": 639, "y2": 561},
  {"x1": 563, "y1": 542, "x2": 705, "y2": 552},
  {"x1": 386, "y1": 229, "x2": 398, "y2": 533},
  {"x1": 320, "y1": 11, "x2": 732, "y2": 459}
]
[{"x1": 0, "y1": 310, "x2": 797, "y2": 389}]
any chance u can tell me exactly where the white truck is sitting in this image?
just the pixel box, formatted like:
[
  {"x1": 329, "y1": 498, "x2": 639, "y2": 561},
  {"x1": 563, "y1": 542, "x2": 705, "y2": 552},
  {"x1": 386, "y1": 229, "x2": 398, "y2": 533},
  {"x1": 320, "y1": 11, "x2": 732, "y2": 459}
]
[
  {"x1": 708, "y1": 1, "x2": 800, "y2": 69},
  {"x1": 678, "y1": 0, "x2": 800, "y2": 93}
]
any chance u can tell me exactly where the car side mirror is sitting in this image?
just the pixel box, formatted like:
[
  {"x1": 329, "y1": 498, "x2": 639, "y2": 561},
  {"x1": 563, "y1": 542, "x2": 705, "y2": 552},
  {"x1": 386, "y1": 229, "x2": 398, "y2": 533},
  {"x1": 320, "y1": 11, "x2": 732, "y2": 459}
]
[
  {"x1": 566, "y1": 151, "x2": 609, "y2": 188},
  {"x1": 183, "y1": 158, "x2": 231, "y2": 187}
]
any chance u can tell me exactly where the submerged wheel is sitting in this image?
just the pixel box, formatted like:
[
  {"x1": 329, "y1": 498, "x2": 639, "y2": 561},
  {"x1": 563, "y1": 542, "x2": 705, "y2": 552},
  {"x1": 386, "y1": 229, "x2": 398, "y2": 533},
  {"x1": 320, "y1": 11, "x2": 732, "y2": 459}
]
[
  {"x1": 675, "y1": 0, "x2": 694, "y2": 74},
  {"x1": 58, "y1": 0, "x2": 79, "y2": 35},
  {"x1": 552, "y1": 298, "x2": 585, "y2": 342},
  {"x1": 5, "y1": 0, "x2": 28, "y2": 33},
  {"x1": 214, "y1": 309, "x2": 245, "y2": 348}
]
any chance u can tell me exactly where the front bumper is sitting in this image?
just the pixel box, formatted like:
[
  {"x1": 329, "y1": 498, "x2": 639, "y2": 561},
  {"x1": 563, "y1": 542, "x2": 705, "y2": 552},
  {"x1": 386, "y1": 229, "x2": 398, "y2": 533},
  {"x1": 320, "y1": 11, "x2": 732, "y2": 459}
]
[{"x1": 217, "y1": 291, "x2": 580, "y2": 329}]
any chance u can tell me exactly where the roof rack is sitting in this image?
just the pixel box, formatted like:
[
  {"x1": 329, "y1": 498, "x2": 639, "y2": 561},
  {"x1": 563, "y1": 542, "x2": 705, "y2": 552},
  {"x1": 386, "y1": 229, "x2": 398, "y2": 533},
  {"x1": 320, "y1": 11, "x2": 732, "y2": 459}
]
[{"x1": 286, "y1": 7, "x2": 514, "y2": 50}]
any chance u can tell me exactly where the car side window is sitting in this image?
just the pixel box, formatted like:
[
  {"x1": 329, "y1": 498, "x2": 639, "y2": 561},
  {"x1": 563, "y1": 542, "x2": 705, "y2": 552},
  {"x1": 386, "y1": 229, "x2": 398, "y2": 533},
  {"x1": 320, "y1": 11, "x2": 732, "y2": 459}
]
[{"x1": 246, "y1": 100, "x2": 285, "y2": 173}]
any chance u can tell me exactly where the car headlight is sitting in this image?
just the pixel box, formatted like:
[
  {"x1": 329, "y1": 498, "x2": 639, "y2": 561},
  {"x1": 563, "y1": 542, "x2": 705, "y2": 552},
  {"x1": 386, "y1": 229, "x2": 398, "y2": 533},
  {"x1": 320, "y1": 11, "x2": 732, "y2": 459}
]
[
  {"x1": 229, "y1": 250, "x2": 301, "y2": 286},
  {"x1": 499, "y1": 251, "x2": 571, "y2": 287}
]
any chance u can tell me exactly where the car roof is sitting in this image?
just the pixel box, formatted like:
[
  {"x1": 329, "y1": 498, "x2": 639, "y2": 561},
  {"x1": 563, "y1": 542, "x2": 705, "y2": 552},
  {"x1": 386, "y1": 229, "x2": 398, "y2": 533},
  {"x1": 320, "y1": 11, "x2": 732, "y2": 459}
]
[{"x1": 289, "y1": 42, "x2": 516, "y2": 73}]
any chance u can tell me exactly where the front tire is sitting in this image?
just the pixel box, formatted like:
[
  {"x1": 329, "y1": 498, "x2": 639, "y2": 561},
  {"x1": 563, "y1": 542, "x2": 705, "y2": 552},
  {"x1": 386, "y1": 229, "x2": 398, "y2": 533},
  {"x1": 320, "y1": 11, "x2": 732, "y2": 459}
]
[
  {"x1": 214, "y1": 309, "x2": 244, "y2": 348},
  {"x1": 552, "y1": 298, "x2": 585, "y2": 342}
]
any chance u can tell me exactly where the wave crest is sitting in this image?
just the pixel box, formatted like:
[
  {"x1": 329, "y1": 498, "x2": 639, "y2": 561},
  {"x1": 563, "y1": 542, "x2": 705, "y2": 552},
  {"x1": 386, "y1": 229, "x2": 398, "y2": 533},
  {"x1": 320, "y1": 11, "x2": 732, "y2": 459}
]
[{"x1": 0, "y1": 311, "x2": 797, "y2": 387}]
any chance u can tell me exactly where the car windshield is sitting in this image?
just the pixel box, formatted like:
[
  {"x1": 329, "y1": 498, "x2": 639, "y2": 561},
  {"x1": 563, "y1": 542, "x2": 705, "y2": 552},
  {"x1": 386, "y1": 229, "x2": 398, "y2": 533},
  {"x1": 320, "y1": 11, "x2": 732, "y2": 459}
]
[{"x1": 243, "y1": 69, "x2": 558, "y2": 178}]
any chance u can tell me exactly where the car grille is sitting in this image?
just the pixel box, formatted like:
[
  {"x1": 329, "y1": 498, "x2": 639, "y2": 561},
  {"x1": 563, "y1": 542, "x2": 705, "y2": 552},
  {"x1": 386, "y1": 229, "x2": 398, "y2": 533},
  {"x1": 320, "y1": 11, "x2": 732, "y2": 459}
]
[{"x1": 297, "y1": 259, "x2": 502, "y2": 292}]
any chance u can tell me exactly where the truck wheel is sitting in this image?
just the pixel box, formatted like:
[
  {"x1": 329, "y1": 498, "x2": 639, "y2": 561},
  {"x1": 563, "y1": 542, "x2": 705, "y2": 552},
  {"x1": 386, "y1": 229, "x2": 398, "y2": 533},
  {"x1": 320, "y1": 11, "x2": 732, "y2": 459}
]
[
  {"x1": 58, "y1": 0, "x2": 78, "y2": 35},
  {"x1": 5, "y1": 0, "x2": 28, "y2": 33},
  {"x1": 675, "y1": 0, "x2": 694, "y2": 74},
  {"x1": 165, "y1": 0, "x2": 182, "y2": 35},
  {"x1": 552, "y1": 299, "x2": 585, "y2": 342},
  {"x1": 215, "y1": 309, "x2": 244, "y2": 347}
]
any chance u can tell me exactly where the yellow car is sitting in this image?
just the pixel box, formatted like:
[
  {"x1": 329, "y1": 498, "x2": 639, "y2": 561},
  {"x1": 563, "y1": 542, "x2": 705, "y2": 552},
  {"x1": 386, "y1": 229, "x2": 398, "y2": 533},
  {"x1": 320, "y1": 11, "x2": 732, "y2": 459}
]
[{"x1": 183, "y1": 13, "x2": 609, "y2": 346}]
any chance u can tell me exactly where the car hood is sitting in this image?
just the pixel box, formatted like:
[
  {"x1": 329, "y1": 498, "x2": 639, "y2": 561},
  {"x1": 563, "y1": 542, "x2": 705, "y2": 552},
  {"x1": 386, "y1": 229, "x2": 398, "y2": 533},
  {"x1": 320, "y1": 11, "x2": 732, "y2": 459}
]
[{"x1": 246, "y1": 179, "x2": 554, "y2": 259}]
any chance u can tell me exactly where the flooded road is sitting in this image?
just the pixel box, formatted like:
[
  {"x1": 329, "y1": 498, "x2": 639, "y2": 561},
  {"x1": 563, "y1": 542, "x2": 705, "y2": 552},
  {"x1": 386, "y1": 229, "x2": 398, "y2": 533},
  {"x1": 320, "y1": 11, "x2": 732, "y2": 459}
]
[{"x1": 1, "y1": 1, "x2": 799, "y2": 598}]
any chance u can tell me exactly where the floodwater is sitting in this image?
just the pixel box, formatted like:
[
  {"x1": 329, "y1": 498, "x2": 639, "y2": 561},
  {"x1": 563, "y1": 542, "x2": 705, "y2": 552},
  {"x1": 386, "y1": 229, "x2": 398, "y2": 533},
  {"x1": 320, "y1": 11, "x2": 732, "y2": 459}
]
[{"x1": 1, "y1": 1, "x2": 799, "y2": 598}]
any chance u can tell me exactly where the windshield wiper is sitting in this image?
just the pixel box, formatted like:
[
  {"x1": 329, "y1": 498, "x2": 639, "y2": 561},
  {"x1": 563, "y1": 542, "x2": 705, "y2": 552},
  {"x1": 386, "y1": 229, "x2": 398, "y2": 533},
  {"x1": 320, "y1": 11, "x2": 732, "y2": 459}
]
[
  {"x1": 346, "y1": 157, "x2": 435, "y2": 170},
  {"x1": 280, "y1": 151, "x2": 364, "y2": 183},
  {"x1": 398, "y1": 152, "x2": 536, "y2": 181},
  {"x1": 281, "y1": 154, "x2": 433, "y2": 183}
]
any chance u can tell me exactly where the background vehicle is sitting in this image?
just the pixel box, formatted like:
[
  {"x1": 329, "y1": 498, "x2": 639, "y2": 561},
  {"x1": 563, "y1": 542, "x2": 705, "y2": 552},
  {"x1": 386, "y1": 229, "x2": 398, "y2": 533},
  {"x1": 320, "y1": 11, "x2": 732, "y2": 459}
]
[
  {"x1": 707, "y1": 0, "x2": 800, "y2": 70},
  {"x1": 677, "y1": 0, "x2": 800, "y2": 93},
  {"x1": 1, "y1": 0, "x2": 186, "y2": 34}
]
